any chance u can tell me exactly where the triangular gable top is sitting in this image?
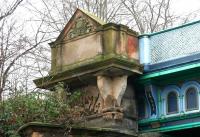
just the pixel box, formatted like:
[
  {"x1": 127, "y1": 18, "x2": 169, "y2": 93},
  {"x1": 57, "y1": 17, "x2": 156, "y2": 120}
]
[
  {"x1": 54, "y1": 8, "x2": 106, "y2": 44},
  {"x1": 78, "y1": 9, "x2": 105, "y2": 25}
]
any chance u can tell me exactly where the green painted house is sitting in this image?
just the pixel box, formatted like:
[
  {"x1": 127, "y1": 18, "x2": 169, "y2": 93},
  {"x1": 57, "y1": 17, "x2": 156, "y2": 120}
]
[{"x1": 138, "y1": 20, "x2": 200, "y2": 136}]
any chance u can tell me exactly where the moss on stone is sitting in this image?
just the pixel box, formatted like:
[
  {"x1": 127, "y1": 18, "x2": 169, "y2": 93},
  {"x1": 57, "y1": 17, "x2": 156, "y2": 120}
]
[{"x1": 34, "y1": 54, "x2": 142, "y2": 89}]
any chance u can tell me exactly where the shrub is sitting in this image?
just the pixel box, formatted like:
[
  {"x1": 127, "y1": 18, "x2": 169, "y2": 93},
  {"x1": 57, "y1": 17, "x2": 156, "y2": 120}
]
[{"x1": 0, "y1": 89, "x2": 82, "y2": 137}]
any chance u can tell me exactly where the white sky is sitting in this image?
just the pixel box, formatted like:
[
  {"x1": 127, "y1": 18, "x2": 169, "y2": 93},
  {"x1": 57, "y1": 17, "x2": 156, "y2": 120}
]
[
  {"x1": 16, "y1": 0, "x2": 200, "y2": 16},
  {"x1": 171, "y1": 0, "x2": 200, "y2": 16},
  {"x1": 15, "y1": 0, "x2": 200, "y2": 25},
  {"x1": 15, "y1": 0, "x2": 200, "y2": 17}
]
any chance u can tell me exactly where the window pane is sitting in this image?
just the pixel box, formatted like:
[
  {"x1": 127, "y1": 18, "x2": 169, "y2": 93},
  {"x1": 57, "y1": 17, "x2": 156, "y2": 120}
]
[
  {"x1": 186, "y1": 87, "x2": 198, "y2": 111},
  {"x1": 167, "y1": 92, "x2": 178, "y2": 114}
]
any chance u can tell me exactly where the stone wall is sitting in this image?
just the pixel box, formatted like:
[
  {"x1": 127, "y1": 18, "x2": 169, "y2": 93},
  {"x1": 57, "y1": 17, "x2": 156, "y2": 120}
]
[
  {"x1": 18, "y1": 122, "x2": 137, "y2": 137},
  {"x1": 140, "y1": 133, "x2": 175, "y2": 137}
]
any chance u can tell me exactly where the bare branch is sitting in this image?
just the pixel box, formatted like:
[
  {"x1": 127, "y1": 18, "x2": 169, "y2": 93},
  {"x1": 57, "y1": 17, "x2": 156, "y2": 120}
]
[{"x1": 0, "y1": 0, "x2": 23, "y2": 21}]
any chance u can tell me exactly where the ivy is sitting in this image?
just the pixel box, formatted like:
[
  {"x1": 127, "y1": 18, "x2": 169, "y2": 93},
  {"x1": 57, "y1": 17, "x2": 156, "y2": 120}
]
[{"x1": 0, "y1": 89, "x2": 82, "y2": 137}]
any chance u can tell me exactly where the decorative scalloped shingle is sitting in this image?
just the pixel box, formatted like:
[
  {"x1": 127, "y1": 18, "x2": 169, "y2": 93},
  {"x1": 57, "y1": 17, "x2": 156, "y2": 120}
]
[{"x1": 150, "y1": 22, "x2": 200, "y2": 64}]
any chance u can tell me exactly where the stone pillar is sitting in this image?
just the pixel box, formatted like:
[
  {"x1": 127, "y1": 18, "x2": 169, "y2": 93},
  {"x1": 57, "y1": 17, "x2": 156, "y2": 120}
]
[{"x1": 97, "y1": 75, "x2": 128, "y2": 120}]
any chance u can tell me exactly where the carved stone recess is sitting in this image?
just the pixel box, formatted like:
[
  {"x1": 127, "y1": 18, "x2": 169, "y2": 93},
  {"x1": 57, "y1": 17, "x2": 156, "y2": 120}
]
[
  {"x1": 97, "y1": 75, "x2": 128, "y2": 120},
  {"x1": 145, "y1": 85, "x2": 156, "y2": 116},
  {"x1": 82, "y1": 86, "x2": 103, "y2": 114},
  {"x1": 58, "y1": 85, "x2": 104, "y2": 120},
  {"x1": 67, "y1": 16, "x2": 94, "y2": 39},
  {"x1": 52, "y1": 81, "x2": 127, "y2": 121}
]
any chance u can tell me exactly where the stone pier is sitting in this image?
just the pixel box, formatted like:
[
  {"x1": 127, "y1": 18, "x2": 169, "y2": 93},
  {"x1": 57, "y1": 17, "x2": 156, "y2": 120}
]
[{"x1": 19, "y1": 9, "x2": 142, "y2": 137}]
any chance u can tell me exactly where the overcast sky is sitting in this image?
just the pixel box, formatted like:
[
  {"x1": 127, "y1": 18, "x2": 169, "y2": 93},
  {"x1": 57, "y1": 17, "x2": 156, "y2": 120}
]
[
  {"x1": 171, "y1": 0, "x2": 200, "y2": 16},
  {"x1": 7, "y1": 0, "x2": 200, "y2": 41},
  {"x1": 16, "y1": 0, "x2": 200, "y2": 16},
  {"x1": 15, "y1": 0, "x2": 200, "y2": 25}
]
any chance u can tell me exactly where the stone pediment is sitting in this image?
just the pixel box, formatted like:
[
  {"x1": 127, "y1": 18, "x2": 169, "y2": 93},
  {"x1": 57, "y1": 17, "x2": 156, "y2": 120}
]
[
  {"x1": 56, "y1": 8, "x2": 105, "y2": 42},
  {"x1": 34, "y1": 9, "x2": 142, "y2": 90}
]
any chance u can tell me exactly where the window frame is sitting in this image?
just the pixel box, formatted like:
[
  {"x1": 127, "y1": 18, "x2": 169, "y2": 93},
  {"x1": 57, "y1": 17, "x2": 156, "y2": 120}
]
[
  {"x1": 166, "y1": 91, "x2": 179, "y2": 115},
  {"x1": 181, "y1": 81, "x2": 200, "y2": 113},
  {"x1": 162, "y1": 85, "x2": 181, "y2": 116},
  {"x1": 185, "y1": 86, "x2": 199, "y2": 111}
]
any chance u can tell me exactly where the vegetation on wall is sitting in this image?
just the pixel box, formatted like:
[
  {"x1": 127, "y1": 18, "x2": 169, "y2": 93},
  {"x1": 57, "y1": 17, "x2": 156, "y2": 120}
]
[{"x1": 0, "y1": 86, "x2": 82, "y2": 137}]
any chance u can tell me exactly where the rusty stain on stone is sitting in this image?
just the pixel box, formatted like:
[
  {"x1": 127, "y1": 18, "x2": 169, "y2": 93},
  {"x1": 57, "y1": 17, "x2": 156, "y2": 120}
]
[{"x1": 127, "y1": 35, "x2": 138, "y2": 59}]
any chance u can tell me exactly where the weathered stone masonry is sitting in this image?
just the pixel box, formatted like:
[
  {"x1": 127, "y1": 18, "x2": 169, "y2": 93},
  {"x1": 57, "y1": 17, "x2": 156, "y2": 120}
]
[{"x1": 19, "y1": 9, "x2": 142, "y2": 137}]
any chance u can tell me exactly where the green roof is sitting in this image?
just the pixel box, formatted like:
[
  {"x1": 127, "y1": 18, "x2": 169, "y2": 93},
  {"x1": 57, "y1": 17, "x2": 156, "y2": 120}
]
[{"x1": 140, "y1": 62, "x2": 200, "y2": 80}]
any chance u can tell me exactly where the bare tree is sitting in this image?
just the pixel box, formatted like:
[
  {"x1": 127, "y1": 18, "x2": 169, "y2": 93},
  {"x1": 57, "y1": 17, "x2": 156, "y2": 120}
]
[
  {"x1": 180, "y1": 9, "x2": 200, "y2": 24},
  {"x1": 60, "y1": 0, "x2": 123, "y2": 22},
  {"x1": 122, "y1": 0, "x2": 176, "y2": 33},
  {"x1": 26, "y1": 0, "x2": 124, "y2": 38},
  {"x1": 0, "y1": 0, "x2": 24, "y2": 100},
  {"x1": 0, "y1": 0, "x2": 52, "y2": 100},
  {"x1": 31, "y1": 0, "x2": 191, "y2": 35},
  {"x1": 0, "y1": 0, "x2": 23, "y2": 21},
  {"x1": 35, "y1": 0, "x2": 200, "y2": 34}
]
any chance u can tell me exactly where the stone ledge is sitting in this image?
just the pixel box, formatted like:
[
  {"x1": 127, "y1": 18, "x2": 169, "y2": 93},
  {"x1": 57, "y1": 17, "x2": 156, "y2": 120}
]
[
  {"x1": 18, "y1": 122, "x2": 137, "y2": 137},
  {"x1": 34, "y1": 54, "x2": 142, "y2": 89}
]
